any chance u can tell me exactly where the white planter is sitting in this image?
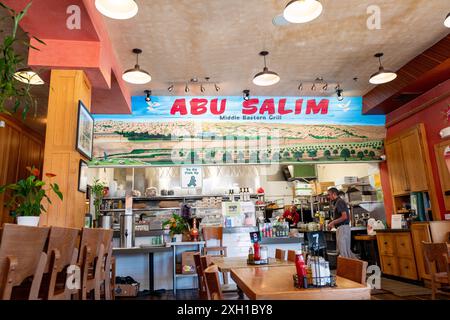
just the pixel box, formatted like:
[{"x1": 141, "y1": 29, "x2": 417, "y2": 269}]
[
  {"x1": 17, "y1": 216, "x2": 40, "y2": 227},
  {"x1": 173, "y1": 234, "x2": 183, "y2": 242}
]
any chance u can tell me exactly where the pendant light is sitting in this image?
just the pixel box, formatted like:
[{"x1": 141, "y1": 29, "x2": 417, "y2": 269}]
[
  {"x1": 13, "y1": 67, "x2": 44, "y2": 85},
  {"x1": 95, "y1": 0, "x2": 138, "y2": 20},
  {"x1": 369, "y1": 53, "x2": 397, "y2": 85},
  {"x1": 445, "y1": 13, "x2": 450, "y2": 28},
  {"x1": 122, "y1": 48, "x2": 152, "y2": 85},
  {"x1": 283, "y1": 0, "x2": 323, "y2": 24},
  {"x1": 253, "y1": 51, "x2": 280, "y2": 86}
]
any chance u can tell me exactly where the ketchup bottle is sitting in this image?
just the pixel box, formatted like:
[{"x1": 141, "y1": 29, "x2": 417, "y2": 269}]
[
  {"x1": 295, "y1": 250, "x2": 307, "y2": 288},
  {"x1": 253, "y1": 241, "x2": 261, "y2": 261}
]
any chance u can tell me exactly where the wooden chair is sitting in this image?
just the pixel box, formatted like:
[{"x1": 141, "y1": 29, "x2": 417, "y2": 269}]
[
  {"x1": 422, "y1": 241, "x2": 450, "y2": 299},
  {"x1": 204, "y1": 265, "x2": 223, "y2": 300},
  {"x1": 287, "y1": 250, "x2": 296, "y2": 262},
  {"x1": 0, "y1": 224, "x2": 49, "y2": 300},
  {"x1": 193, "y1": 253, "x2": 208, "y2": 299},
  {"x1": 77, "y1": 228, "x2": 105, "y2": 300},
  {"x1": 336, "y1": 256, "x2": 368, "y2": 285},
  {"x1": 42, "y1": 226, "x2": 80, "y2": 300},
  {"x1": 275, "y1": 249, "x2": 286, "y2": 260},
  {"x1": 202, "y1": 226, "x2": 228, "y2": 283},
  {"x1": 98, "y1": 229, "x2": 114, "y2": 300}
]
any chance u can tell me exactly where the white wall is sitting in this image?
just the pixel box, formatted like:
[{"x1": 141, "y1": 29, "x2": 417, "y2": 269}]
[{"x1": 316, "y1": 163, "x2": 380, "y2": 183}]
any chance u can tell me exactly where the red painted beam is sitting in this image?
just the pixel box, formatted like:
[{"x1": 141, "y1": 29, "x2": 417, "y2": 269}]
[{"x1": 2, "y1": 0, "x2": 131, "y2": 114}]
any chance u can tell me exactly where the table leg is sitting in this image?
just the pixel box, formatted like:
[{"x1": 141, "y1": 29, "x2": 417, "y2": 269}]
[
  {"x1": 173, "y1": 245, "x2": 177, "y2": 296},
  {"x1": 237, "y1": 286, "x2": 244, "y2": 300},
  {"x1": 148, "y1": 252, "x2": 154, "y2": 292}
]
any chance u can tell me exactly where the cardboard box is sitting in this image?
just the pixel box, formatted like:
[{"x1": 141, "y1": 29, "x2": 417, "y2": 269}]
[
  {"x1": 181, "y1": 251, "x2": 198, "y2": 274},
  {"x1": 115, "y1": 283, "x2": 139, "y2": 297}
]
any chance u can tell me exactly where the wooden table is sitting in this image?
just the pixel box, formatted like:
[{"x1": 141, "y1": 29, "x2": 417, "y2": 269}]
[
  {"x1": 210, "y1": 256, "x2": 294, "y2": 273},
  {"x1": 230, "y1": 266, "x2": 371, "y2": 300}
]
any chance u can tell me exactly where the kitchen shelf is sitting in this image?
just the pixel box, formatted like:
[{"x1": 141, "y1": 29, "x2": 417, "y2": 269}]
[
  {"x1": 175, "y1": 273, "x2": 197, "y2": 278},
  {"x1": 100, "y1": 207, "x2": 181, "y2": 213},
  {"x1": 103, "y1": 194, "x2": 264, "y2": 201}
]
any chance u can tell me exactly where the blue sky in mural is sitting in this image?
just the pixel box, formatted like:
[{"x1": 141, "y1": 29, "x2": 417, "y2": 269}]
[{"x1": 94, "y1": 96, "x2": 386, "y2": 126}]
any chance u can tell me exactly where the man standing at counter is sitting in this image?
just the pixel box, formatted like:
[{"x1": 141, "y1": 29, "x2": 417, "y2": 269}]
[{"x1": 327, "y1": 188, "x2": 357, "y2": 258}]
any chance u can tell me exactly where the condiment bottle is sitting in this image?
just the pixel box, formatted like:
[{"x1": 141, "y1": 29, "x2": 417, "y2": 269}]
[
  {"x1": 295, "y1": 249, "x2": 307, "y2": 288},
  {"x1": 253, "y1": 241, "x2": 261, "y2": 261}
]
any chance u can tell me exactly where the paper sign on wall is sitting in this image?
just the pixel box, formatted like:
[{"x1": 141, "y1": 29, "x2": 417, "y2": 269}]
[{"x1": 181, "y1": 166, "x2": 202, "y2": 188}]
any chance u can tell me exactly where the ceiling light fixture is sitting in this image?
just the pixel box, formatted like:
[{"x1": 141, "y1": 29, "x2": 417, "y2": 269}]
[
  {"x1": 95, "y1": 0, "x2": 138, "y2": 20},
  {"x1": 200, "y1": 84, "x2": 206, "y2": 93},
  {"x1": 168, "y1": 84, "x2": 174, "y2": 92},
  {"x1": 243, "y1": 90, "x2": 250, "y2": 101},
  {"x1": 13, "y1": 67, "x2": 44, "y2": 85},
  {"x1": 335, "y1": 85, "x2": 344, "y2": 101},
  {"x1": 185, "y1": 83, "x2": 190, "y2": 93},
  {"x1": 214, "y1": 83, "x2": 220, "y2": 92},
  {"x1": 322, "y1": 83, "x2": 328, "y2": 91},
  {"x1": 144, "y1": 90, "x2": 151, "y2": 102},
  {"x1": 283, "y1": 0, "x2": 323, "y2": 24},
  {"x1": 311, "y1": 83, "x2": 316, "y2": 91},
  {"x1": 253, "y1": 51, "x2": 280, "y2": 86},
  {"x1": 298, "y1": 83, "x2": 303, "y2": 91},
  {"x1": 369, "y1": 52, "x2": 397, "y2": 85},
  {"x1": 445, "y1": 13, "x2": 450, "y2": 28},
  {"x1": 122, "y1": 48, "x2": 152, "y2": 85}
]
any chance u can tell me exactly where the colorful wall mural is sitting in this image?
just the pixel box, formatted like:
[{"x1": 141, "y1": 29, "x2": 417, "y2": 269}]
[{"x1": 92, "y1": 96, "x2": 386, "y2": 166}]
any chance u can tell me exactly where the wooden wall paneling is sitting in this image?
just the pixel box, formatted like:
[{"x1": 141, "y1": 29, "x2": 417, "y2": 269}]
[
  {"x1": 434, "y1": 140, "x2": 450, "y2": 211},
  {"x1": 400, "y1": 128, "x2": 428, "y2": 192},
  {"x1": 41, "y1": 70, "x2": 91, "y2": 228},
  {"x1": 385, "y1": 137, "x2": 408, "y2": 196}
]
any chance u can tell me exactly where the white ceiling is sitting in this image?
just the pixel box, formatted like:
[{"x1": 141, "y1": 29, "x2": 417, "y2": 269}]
[{"x1": 101, "y1": 0, "x2": 450, "y2": 97}]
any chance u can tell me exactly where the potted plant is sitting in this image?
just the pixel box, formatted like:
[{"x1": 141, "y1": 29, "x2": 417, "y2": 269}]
[
  {"x1": 162, "y1": 213, "x2": 189, "y2": 242},
  {"x1": 91, "y1": 178, "x2": 107, "y2": 223},
  {"x1": 0, "y1": 166, "x2": 63, "y2": 226},
  {"x1": 0, "y1": 2, "x2": 45, "y2": 118}
]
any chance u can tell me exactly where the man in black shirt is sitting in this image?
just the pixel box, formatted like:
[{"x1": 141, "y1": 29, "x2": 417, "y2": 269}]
[{"x1": 327, "y1": 187, "x2": 357, "y2": 258}]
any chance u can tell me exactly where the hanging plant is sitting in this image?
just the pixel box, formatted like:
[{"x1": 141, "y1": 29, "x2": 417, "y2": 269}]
[{"x1": 0, "y1": 1, "x2": 45, "y2": 119}]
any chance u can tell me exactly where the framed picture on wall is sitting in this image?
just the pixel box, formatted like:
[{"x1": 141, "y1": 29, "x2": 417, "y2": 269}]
[
  {"x1": 76, "y1": 100, "x2": 94, "y2": 160},
  {"x1": 78, "y1": 159, "x2": 88, "y2": 193}
]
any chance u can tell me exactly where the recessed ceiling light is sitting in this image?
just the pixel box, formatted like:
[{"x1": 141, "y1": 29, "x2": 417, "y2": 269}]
[
  {"x1": 122, "y1": 48, "x2": 152, "y2": 85},
  {"x1": 13, "y1": 67, "x2": 44, "y2": 85},
  {"x1": 95, "y1": 0, "x2": 138, "y2": 20},
  {"x1": 335, "y1": 85, "x2": 344, "y2": 101},
  {"x1": 253, "y1": 51, "x2": 280, "y2": 87},
  {"x1": 283, "y1": 0, "x2": 323, "y2": 24},
  {"x1": 445, "y1": 12, "x2": 450, "y2": 28},
  {"x1": 369, "y1": 52, "x2": 397, "y2": 85}
]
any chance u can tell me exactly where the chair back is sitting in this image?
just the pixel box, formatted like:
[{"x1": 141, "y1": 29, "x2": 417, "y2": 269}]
[
  {"x1": 193, "y1": 253, "x2": 207, "y2": 298},
  {"x1": 421, "y1": 242, "x2": 450, "y2": 276},
  {"x1": 0, "y1": 224, "x2": 49, "y2": 299},
  {"x1": 275, "y1": 249, "x2": 286, "y2": 260},
  {"x1": 78, "y1": 228, "x2": 103, "y2": 265},
  {"x1": 204, "y1": 265, "x2": 223, "y2": 300},
  {"x1": 336, "y1": 256, "x2": 368, "y2": 284},
  {"x1": 287, "y1": 250, "x2": 296, "y2": 262},
  {"x1": 202, "y1": 226, "x2": 223, "y2": 246},
  {"x1": 200, "y1": 255, "x2": 212, "y2": 271},
  {"x1": 45, "y1": 226, "x2": 80, "y2": 272}
]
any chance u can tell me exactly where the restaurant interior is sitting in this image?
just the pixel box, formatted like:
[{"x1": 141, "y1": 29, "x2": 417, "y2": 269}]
[{"x1": 0, "y1": 0, "x2": 449, "y2": 303}]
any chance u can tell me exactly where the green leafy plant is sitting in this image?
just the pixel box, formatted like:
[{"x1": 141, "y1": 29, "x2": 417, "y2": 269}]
[
  {"x1": 91, "y1": 178, "x2": 106, "y2": 219},
  {"x1": 162, "y1": 213, "x2": 189, "y2": 236},
  {"x1": 0, "y1": 166, "x2": 63, "y2": 217},
  {"x1": 0, "y1": 1, "x2": 45, "y2": 118}
]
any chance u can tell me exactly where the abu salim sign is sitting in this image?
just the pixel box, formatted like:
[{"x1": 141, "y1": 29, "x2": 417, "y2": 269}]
[{"x1": 92, "y1": 96, "x2": 386, "y2": 167}]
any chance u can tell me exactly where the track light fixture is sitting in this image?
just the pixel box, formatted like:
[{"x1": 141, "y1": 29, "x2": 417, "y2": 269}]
[
  {"x1": 215, "y1": 83, "x2": 220, "y2": 92},
  {"x1": 243, "y1": 90, "x2": 250, "y2": 101},
  {"x1": 311, "y1": 83, "x2": 316, "y2": 91},
  {"x1": 167, "y1": 84, "x2": 174, "y2": 92},
  {"x1": 322, "y1": 83, "x2": 328, "y2": 91},
  {"x1": 369, "y1": 52, "x2": 397, "y2": 85},
  {"x1": 122, "y1": 48, "x2": 151, "y2": 84},
  {"x1": 335, "y1": 85, "x2": 344, "y2": 101},
  {"x1": 283, "y1": 0, "x2": 323, "y2": 24},
  {"x1": 298, "y1": 83, "x2": 303, "y2": 91},
  {"x1": 253, "y1": 51, "x2": 280, "y2": 86},
  {"x1": 144, "y1": 90, "x2": 151, "y2": 102},
  {"x1": 200, "y1": 84, "x2": 206, "y2": 93},
  {"x1": 185, "y1": 83, "x2": 190, "y2": 93}
]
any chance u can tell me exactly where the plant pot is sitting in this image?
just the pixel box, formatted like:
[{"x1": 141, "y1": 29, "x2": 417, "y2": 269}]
[
  {"x1": 172, "y1": 234, "x2": 183, "y2": 242},
  {"x1": 17, "y1": 216, "x2": 40, "y2": 226}
]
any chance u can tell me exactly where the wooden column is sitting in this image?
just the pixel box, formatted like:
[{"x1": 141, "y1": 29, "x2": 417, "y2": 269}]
[{"x1": 40, "y1": 70, "x2": 91, "y2": 228}]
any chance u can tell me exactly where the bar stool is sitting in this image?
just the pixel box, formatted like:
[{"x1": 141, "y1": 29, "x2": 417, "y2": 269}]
[{"x1": 353, "y1": 235, "x2": 379, "y2": 266}]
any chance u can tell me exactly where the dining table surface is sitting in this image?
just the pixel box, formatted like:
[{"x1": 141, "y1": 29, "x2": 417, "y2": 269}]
[
  {"x1": 210, "y1": 256, "x2": 294, "y2": 273},
  {"x1": 230, "y1": 265, "x2": 371, "y2": 300}
]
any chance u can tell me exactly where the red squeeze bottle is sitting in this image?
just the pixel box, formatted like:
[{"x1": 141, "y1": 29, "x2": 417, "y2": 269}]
[
  {"x1": 253, "y1": 241, "x2": 261, "y2": 261},
  {"x1": 295, "y1": 250, "x2": 307, "y2": 287}
]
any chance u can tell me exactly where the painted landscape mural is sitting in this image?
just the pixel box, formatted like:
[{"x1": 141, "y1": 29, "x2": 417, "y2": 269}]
[{"x1": 92, "y1": 96, "x2": 386, "y2": 166}]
